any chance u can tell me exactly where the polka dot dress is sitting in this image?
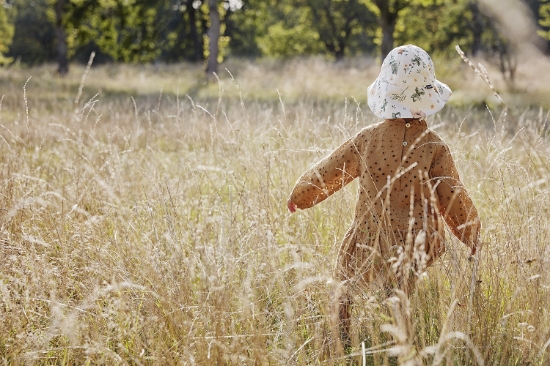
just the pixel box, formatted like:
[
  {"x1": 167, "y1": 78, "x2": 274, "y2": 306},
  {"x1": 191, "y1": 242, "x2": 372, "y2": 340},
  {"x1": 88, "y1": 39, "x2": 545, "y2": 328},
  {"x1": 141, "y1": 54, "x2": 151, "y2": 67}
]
[{"x1": 289, "y1": 118, "x2": 480, "y2": 290}]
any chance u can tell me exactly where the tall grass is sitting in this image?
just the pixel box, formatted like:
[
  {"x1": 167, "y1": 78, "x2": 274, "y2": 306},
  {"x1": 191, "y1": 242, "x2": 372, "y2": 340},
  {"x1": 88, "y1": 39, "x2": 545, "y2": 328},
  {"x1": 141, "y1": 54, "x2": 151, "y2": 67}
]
[{"x1": 0, "y1": 59, "x2": 549, "y2": 364}]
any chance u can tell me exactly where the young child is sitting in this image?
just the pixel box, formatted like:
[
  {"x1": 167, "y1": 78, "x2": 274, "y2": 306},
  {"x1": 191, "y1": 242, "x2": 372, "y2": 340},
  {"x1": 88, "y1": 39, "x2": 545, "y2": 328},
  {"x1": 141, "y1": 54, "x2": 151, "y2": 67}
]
[{"x1": 287, "y1": 45, "x2": 481, "y2": 345}]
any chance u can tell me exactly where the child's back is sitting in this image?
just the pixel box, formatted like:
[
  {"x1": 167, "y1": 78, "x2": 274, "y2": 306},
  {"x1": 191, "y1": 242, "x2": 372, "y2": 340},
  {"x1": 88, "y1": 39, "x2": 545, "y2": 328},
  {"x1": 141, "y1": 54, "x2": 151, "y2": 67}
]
[{"x1": 289, "y1": 118, "x2": 479, "y2": 288}]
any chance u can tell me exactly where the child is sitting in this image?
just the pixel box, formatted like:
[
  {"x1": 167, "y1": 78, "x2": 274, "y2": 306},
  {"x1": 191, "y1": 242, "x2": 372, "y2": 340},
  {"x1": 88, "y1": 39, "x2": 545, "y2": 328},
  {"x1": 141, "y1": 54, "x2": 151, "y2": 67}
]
[{"x1": 287, "y1": 45, "x2": 481, "y2": 346}]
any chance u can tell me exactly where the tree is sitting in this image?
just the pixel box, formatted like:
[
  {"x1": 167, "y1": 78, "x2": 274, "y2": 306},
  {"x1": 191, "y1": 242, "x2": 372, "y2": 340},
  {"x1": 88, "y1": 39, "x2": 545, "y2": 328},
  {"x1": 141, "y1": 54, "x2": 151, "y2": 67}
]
[
  {"x1": 156, "y1": 0, "x2": 205, "y2": 63},
  {"x1": 66, "y1": 0, "x2": 164, "y2": 63},
  {"x1": 206, "y1": 0, "x2": 220, "y2": 77},
  {"x1": 6, "y1": 0, "x2": 536, "y2": 69},
  {"x1": 370, "y1": 0, "x2": 408, "y2": 59},
  {"x1": 539, "y1": 0, "x2": 550, "y2": 41},
  {"x1": 248, "y1": 0, "x2": 375, "y2": 59},
  {"x1": 224, "y1": 0, "x2": 263, "y2": 57},
  {"x1": 7, "y1": 0, "x2": 57, "y2": 65},
  {"x1": 256, "y1": 3, "x2": 324, "y2": 58},
  {"x1": 303, "y1": 0, "x2": 376, "y2": 60},
  {"x1": 393, "y1": 0, "x2": 481, "y2": 57},
  {"x1": 0, "y1": 0, "x2": 15, "y2": 65},
  {"x1": 47, "y1": 0, "x2": 169, "y2": 73},
  {"x1": 187, "y1": 0, "x2": 203, "y2": 61},
  {"x1": 468, "y1": 0, "x2": 485, "y2": 56},
  {"x1": 390, "y1": 0, "x2": 520, "y2": 83},
  {"x1": 54, "y1": 0, "x2": 69, "y2": 74}
]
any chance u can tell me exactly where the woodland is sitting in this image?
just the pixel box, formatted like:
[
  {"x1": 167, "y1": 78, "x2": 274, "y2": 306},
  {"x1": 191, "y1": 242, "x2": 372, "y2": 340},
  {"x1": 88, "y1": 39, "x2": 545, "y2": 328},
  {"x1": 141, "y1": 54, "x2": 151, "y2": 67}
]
[{"x1": 1, "y1": 0, "x2": 550, "y2": 78}]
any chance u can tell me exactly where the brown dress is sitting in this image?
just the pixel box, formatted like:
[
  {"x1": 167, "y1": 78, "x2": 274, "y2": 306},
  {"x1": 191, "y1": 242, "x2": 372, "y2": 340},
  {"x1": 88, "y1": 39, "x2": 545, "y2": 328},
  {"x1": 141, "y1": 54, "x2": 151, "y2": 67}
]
[{"x1": 289, "y1": 118, "x2": 481, "y2": 292}]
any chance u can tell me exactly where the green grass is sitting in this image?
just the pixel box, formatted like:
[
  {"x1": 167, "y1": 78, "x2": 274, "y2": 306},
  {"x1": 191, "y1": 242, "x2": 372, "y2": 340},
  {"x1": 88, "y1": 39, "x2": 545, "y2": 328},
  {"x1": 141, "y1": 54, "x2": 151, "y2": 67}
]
[{"x1": 0, "y1": 57, "x2": 550, "y2": 364}]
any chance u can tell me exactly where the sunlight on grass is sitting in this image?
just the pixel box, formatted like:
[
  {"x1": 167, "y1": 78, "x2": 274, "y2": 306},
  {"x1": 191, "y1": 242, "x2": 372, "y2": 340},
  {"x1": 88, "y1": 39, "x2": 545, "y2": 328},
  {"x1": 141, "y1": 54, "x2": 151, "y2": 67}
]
[{"x1": 0, "y1": 59, "x2": 549, "y2": 364}]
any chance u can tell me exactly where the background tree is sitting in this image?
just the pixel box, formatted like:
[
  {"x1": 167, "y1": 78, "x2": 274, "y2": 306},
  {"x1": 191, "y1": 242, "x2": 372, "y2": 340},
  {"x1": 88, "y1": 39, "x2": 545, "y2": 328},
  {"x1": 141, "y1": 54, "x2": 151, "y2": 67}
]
[
  {"x1": 302, "y1": 0, "x2": 376, "y2": 60},
  {"x1": 468, "y1": 0, "x2": 485, "y2": 56},
  {"x1": 156, "y1": 0, "x2": 206, "y2": 62},
  {"x1": 249, "y1": 0, "x2": 376, "y2": 59},
  {"x1": 539, "y1": 0, "x2": 550, "y2": 42},
  {"x1": 392, "y1": 0, "x2": 521, "y2": 83},
  {"x1": 254, "y1": 0, "x2": 324, "y2": 58},
  {"x1": 370, "y1": 0, "x2": 408, "y2": 59},
  {"x1": 0, "y1": 0, "x2": 15, "y2": 65},
  {"x1": 47, "y1": 0, "x2": 170, "y2": 73},
  {"x1": 224, "y1": 0, "x2": 263, "y2": 57},
  {"x1": 64, "y1": 0, "x2": 164, "y2": 63},
  {"x1": 54, "y1": 0, "x2": 69, "y2": 74},
  {"x1": 4, "y1": 0, "x2": 550, "y2": 70},
  {"x1": 7, "y1": 0, "x2": 57, "y2": 65},
  {"x1": 393, "y1": 0, "x2": 488, "y2": 57},
  {"x1": 206, "y1": 0, "x2": 220, "y2": 77}
]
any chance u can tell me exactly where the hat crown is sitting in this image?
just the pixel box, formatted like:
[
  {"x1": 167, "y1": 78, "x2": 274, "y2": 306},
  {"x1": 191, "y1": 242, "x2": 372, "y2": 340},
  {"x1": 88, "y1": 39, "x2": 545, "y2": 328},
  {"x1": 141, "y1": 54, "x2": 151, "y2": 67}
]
[
  {"x1": 367, "y1": 44, "x2": 452, "y2": 119},
  {"x1": 381, "y1": 45, "x2": 436, "y2": 87}
]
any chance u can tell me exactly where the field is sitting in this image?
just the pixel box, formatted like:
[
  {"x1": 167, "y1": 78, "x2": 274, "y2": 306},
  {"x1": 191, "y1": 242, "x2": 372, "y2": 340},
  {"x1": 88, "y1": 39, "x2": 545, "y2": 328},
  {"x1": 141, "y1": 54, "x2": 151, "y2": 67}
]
[{"x1": 1, "y1": 56, "x2": 550, "y2": 365}]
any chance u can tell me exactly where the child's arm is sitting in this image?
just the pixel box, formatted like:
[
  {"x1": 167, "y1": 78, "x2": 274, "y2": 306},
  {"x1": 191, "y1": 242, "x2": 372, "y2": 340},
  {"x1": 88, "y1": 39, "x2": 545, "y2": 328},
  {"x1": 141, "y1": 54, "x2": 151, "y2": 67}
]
[
  {"x1": 431, "y1": 144, "x2": 481, "y2": 255},
  {"x1": 288, "y1": 134, "x2": 362, "y2": 211}
]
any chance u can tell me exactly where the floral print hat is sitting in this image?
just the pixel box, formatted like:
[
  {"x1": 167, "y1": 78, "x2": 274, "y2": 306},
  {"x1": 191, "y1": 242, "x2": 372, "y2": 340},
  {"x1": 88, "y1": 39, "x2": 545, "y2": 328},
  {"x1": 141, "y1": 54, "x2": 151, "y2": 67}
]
[{"x1": 367, "y1": 44, "x2": 452, "y2": 120}]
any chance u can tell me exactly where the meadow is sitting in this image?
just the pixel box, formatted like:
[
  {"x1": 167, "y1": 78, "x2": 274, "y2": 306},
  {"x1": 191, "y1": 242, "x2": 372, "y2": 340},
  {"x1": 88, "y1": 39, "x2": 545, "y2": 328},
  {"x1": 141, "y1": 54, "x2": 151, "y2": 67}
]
[{"x1": 1, "y1": 55, "x2": 550, "y2": 365}]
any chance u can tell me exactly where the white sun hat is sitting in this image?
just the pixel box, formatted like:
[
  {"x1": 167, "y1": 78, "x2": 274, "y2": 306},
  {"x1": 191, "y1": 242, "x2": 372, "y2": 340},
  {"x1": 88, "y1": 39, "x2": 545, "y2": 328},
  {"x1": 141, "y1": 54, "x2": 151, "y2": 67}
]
[{"x1": 367, "y1": 44, "x2": 452, "y2": 119}]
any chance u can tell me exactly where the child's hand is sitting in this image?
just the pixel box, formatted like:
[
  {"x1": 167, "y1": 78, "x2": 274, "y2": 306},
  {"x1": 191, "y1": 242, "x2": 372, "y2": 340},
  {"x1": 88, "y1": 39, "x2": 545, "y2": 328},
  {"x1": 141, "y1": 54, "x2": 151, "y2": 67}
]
[{"x1": 287, "y1": 199, "x2": 297, "y2": 213}]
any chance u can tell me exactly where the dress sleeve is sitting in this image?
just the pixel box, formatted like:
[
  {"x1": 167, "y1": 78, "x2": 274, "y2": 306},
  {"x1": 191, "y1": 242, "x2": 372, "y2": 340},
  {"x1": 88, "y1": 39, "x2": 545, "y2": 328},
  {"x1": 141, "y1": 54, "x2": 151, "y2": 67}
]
[
  {"x1": 289, "y1": 132, "x2": 363, "y2": 210},
  {"x1": 430, "y1": 142, "x2": 481, "y2": 251}
]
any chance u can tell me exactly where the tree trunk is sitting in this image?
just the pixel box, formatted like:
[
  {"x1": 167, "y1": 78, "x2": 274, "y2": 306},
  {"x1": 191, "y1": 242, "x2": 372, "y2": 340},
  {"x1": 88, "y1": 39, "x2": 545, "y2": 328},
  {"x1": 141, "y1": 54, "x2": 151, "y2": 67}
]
[
  {"x1": 468, "y1": 1, "x2": 483, "y2": 56},
  {"x1": 54, "y1": 0, "x2": 68, "y2": 75},
  {"x1": 187, "y1": 0, "x2": 202, "y2": 62},
  {"x1": 206, "y1": 0, "x2": 220, "y2": 78},
  {"x1": 335, "y1": 47, "x2": 345, "y2": 60},
  {"x1": 380, "y1": 16, "x2": 396, "y2": 60},
  {"x1": 374, "y1": 0, "x2": 404, "y2": 60}
]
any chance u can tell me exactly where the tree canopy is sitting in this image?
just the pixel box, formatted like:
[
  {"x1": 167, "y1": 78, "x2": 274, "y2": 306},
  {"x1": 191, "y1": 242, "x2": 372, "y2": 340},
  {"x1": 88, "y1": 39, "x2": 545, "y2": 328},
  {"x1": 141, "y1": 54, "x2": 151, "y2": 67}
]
[
  {"x1": 0, "y1": 1, "x2": 14, "y2": 65},
  {"x1": 540, "y1": 0, "x2": 550, "y2": 40},
  {"x1": 2, "y1": 0, "x2": 549, "y2": 73}
]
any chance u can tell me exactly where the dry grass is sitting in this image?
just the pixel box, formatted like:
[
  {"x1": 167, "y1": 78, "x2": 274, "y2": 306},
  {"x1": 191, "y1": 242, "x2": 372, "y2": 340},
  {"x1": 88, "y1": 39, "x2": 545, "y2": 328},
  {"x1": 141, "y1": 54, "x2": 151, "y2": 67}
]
[{"x1": 0, "y1": 58, "x2": 550, "y2": 365}]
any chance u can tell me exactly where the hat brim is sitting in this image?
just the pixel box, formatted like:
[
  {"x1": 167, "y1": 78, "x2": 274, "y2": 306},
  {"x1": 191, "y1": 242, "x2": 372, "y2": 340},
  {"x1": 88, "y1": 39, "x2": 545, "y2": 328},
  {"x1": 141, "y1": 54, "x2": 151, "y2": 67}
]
[{"x1": 367, "y1": 79, "x2": 452, "y2": 119}]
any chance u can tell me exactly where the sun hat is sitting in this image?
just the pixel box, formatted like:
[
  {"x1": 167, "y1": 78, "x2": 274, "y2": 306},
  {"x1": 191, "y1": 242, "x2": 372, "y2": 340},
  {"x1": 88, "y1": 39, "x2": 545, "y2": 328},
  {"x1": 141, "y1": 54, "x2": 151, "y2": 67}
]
[{"x1": 367, "y1": 45, "x2": 452, "y2": 120}]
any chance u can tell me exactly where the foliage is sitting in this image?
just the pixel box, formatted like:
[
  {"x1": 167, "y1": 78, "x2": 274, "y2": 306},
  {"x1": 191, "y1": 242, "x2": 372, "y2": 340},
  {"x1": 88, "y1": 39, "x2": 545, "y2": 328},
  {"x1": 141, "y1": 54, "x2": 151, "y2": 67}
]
[
  {"x1": 3, "y1": 0, "x2": 550, "y2": 68},
  {"x1": 539, "y1": 0, "x2": 550, "y2": 40},
  {"x1": 300, "y1": 0, "x2": 377, "y2": 59},
  {"x1": 392, "y1": 0, "x2": 494, "y2": 57},
  {"x1": 368, "y1": 0, "x2": 410, "y2": 58},
  {"x1": 0, "y1": 0, "x2": 14, "y2": 65},
  {"x1": 252, "y1": 0, "x2": 324, "y2": 58},
  {"x1": 6, "y1": 0, "x2": 57, "y2": 65},
  {"x1": 224, "y1": 0, "x2": 264, "y2": 57},
  {"x1": 57, "y1": 0, "x2": 167, "y2": 62},
  {"x1": 252, "y1": 0, "x2": 377, "y2": 59},
  {"x1": 390, "y1": 0, "x2": 519, "y2": 82},
  {"x1": 159, "y1": 0, "x2": 206, "y2": 62},
  {"x1": 39, "y1": 0, "x2": 234, "y2": 67}
]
